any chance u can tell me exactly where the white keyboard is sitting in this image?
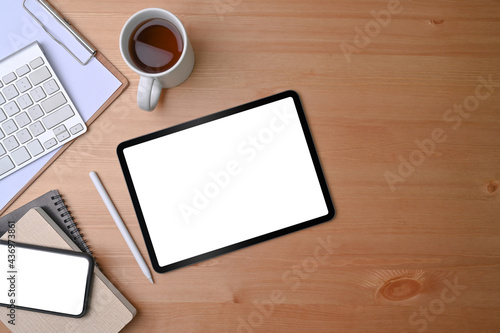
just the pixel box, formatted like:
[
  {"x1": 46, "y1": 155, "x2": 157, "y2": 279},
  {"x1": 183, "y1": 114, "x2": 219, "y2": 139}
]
[{"x1": 0, "y1": 42, "x2": 87, "y2": 180}]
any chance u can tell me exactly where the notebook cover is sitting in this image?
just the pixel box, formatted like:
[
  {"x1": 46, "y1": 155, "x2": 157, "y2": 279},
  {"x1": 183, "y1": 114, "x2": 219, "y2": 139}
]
[
  {"x1": 0, "y1": 190, "x2": 91, "y2": 256},
  {"x1": 0, "y1": 208, "x2": 136, "y2": 332}
]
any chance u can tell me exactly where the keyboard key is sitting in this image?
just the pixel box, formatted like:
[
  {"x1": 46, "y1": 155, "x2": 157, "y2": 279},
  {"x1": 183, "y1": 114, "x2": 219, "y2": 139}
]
[
  {"x1": 11, "y1": 146, "x2": 31, "y2": 166},
  {"x1": 41, "y1": 92, "x2": 66, "y2": 113},
  {"x1": 43, "y1": 79, "x2": 59, "y2": 95},
  {"x1": 17, "y1": 94, "x2": 33, "y2": 109},
  {"x1": 4, "y1": 101, "x2": 20, "y2": 117},
  {"x1": 0, "y1": 156, "x2": 15, "y2": 176},
  {"x1": 29, "y1": 66, "x2": 51, "y2": 85},
  {"x1": 70, "y1": 123, "x2": 84, "y2": 135},
  {"x1": 3, "y1": 84, "x2": 19, "y2": 100},
  {"x1": 56, "y1": 130, "x2": 70, "y2": 142},
  {"x1": 54, "y1": 125, "x2": 70, "y2": 142},
  {"x1": 4, "y1": 135, "x2": 19, "y2": 151},
  {"x1": 2, "y1": 72, "x2": 16, "y2": 84},
  {"x1": 42, "y1": 105, "x2": 74, "y2": 129},
  {"x1": 29, "y1": 57, "x2": 44, "y2": 69},
  {"x1": 53, "y1": 124, "x2": 67, "y2": 135},
  {"x1": 27, "y1": 139, "x2": 44, "y2": 157},
  {"x1": 0, "y1": 109, "x2": 5, "y2": 122},
  {"x1": 0, "y1": 128, "x2": 4, "y2": 140},
  {"x1": 30, "y1": 86, "x2": 46, "y2": 102},
  {"x1": 2, "y1": 119, "x2": 18, "y2": 135},
  {"x1": 16, "y1": 64, "x2": 30, "y2": 77},
  {"x1": 16, "y1": 128, "x2": 32, "y2": 144},
  {"x1": 29, "y1": 121, "x2": 45, "y2": 137},
  {"x1": 0, "y1": 143, "x2": 5, "y2": 156},
  {"x1": 0, "y1": 92, "x2": 5, "y2": 105},
  {"x1": 43, "y1": 137, "x2": 57, "y2": 149},
  {"x1": 16, "y1": 77, "x2": 32, "y2": 93},
  {"x1": 28, "y1": 105, "x2": 44, "y2": 120},
  {"x1": 15, "y1": 112, "x2": 31, "y2": 128}
]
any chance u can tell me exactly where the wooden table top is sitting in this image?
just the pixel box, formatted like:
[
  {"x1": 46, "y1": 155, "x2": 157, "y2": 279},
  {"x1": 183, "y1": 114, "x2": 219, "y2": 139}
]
[{"x1": 2, "y1": 0, "x2": 499, "y2": 332}]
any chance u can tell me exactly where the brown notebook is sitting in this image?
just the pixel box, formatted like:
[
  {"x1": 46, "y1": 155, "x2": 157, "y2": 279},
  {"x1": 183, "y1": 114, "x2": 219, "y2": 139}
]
[
  {"x1": 0, "y1": 208, "x2": 136, "y2": 332},
  {"x1": 0, "y1": 190, "x2": 91, "y2": 257}
]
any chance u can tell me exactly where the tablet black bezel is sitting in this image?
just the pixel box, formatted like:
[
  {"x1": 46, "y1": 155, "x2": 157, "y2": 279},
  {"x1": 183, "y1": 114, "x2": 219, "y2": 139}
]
[{"x1": 117, "y1": 90, "x2": 335, "y2": 273}]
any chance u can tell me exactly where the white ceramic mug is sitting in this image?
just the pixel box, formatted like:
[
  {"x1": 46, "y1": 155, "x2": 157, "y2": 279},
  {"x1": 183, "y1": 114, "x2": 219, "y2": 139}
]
[{"x1": 120, "y1": 8, "x2": 195, "y2": 111}]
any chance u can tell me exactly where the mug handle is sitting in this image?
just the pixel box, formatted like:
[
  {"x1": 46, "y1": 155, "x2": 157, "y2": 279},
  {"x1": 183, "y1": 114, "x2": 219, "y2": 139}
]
[{"x1": 138, "y1": 76, "x2": 162, "y2": 111}]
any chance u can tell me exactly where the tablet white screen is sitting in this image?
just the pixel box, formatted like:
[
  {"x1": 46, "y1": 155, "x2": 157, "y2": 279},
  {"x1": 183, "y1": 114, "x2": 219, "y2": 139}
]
[{"x1": 122, "y1": 96, "x2": 329, "y2": 267}]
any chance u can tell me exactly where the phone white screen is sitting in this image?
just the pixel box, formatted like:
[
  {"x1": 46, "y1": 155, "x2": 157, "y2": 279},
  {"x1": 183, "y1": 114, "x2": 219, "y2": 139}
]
[{"x1": 0, "y1": 243, "x2": 91, "y2": 316}]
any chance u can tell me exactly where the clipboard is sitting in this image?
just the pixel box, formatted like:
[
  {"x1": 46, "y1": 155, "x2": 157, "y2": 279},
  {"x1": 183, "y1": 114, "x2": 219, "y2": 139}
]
[{"x1": 0, "y1": 0, "x2": 128, "y2": 215}]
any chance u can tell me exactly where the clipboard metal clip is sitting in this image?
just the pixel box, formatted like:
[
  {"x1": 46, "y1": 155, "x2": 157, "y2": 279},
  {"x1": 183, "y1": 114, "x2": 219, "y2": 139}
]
[{"x1": 22, "y1": 0, "x2": 96, "y2": 65}]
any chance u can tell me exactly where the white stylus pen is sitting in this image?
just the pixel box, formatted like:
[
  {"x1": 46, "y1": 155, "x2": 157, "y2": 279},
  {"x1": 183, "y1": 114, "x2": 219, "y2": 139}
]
[{"x1": 89, "y1": 171, "x2": 154, "y2": 284}]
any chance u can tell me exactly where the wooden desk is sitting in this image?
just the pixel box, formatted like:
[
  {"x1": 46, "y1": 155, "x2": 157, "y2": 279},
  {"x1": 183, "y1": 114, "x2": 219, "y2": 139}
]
[{"x1": 3, "y1": 0, "x2": 500, "y2": 331}]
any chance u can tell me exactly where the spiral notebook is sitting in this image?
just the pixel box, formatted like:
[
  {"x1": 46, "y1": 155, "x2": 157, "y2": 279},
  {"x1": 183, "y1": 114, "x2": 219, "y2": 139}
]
[
  {"x1": 0, "y1": 208, "x2": 136, "y2": 332},
  {"x1": 0, "y1": 189, "x2": 92, "y2": 258}
]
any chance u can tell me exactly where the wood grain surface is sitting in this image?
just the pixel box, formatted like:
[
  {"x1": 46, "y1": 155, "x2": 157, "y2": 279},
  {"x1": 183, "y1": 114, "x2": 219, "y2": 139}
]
[{"x1": 2, "y1": 0, "x2": 499, "y2": 332}]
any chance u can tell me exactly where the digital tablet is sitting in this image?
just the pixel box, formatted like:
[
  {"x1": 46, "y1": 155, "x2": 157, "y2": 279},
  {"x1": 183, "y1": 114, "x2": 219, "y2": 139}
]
[{"x1": 117, "y1": 90, "x2": 335, "y2": 273}]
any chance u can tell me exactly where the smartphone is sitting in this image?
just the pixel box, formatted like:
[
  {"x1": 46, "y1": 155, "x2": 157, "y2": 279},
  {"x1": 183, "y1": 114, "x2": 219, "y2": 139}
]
[{"x1": 0, "y1": 241, "x2": 94, "y2": 317}]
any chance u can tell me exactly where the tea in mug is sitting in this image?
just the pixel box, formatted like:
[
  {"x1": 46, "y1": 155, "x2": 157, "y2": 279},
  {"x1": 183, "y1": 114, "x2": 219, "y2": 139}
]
[{"x1": 129, "y1": 18, "x2": 183, "y2": 74}]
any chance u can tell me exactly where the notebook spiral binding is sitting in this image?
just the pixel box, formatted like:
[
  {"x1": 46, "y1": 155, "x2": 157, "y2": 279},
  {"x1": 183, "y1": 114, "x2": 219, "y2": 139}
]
[{"x1": 51, "y1": 194, "x2": 97, "y2": 265}]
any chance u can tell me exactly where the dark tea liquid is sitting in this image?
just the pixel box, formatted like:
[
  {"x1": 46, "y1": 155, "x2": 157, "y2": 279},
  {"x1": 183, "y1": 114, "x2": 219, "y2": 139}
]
[{"x1": 129, "y1": 18, "x2": 183, "y2": 74}]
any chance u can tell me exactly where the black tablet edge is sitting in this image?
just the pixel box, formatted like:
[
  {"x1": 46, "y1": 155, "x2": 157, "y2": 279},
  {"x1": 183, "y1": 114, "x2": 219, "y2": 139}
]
[
  {"x1": 118, "y1": 90, "x2": 299, "y2": 150},
  {"x1": 0, "y1": 241, "x2": 94, "y2": 318},
  {"x1": 117, "y1": 90, "x2": 335, "y2": 273},
  {"x1": 155, "y1": 212, "x2": 334, "y2": 273},
  {"x1": 116, "y1": 148, "x2": 161, "y2": 269},
  {"x1": 290, "y1": 91, "x2": 336, "y2": 221}
]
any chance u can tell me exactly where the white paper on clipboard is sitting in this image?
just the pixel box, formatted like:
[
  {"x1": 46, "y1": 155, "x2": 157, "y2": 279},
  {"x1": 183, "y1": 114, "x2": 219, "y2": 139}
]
[{"x1": 0, "y1": 0, "x2": 122, "y2": 212}]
